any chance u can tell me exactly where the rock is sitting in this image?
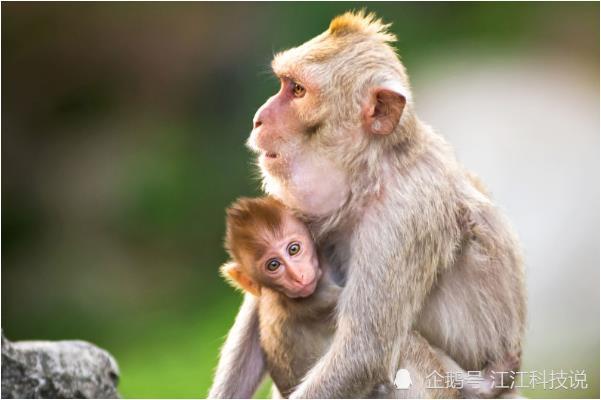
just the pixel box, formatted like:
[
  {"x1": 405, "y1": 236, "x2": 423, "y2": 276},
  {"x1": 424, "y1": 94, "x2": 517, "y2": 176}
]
[{"x1": 1, "y1": 333, "x2": 120, "y2": 398}]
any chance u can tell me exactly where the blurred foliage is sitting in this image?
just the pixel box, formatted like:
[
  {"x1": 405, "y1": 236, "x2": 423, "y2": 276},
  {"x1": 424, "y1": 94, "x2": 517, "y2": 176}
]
[{"x1": 2, "y1": 2, "x2": 599, "y2": 398}]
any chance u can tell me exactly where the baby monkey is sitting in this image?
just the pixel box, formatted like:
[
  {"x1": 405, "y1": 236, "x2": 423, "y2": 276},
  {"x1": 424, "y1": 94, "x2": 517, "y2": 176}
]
[
  {"x1": 221, "y1": 196, "x2": 517, "y2": 398},
  {"x1": 221, "y1": 196, "x2": 340, "y2": 397}
]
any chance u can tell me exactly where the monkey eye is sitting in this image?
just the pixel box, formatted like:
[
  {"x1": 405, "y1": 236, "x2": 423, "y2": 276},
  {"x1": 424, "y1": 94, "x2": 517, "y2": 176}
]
[
  {"x1": 287, "y1": 242, "x2": 301, "y2": 256},
  {"x1": 266, "y1": 258, "x2": 281, "y2": 272},
  {"x1": 292, "y1": 82, "x2": 306, "y2": 98}
]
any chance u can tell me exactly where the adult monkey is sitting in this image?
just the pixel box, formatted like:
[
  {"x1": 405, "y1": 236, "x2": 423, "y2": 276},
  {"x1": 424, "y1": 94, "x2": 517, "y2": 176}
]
[{"x1": 209, "y1": 10, "x2": 526, "y2": 399}]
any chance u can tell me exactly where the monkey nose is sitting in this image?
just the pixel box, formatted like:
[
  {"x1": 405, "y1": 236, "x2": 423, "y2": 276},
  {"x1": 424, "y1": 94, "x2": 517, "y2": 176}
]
[
  {"x1": 287, "y1": 268, "x2": 304, "y2": 284},
  {"x1": 253, "y1": 118, "x2": 262, "y2": 129}
]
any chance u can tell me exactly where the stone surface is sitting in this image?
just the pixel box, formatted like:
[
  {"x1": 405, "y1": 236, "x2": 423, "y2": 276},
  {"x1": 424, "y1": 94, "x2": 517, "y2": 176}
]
[{"x1": 1, "y1": 333, "x2": 120, "y2": 398}]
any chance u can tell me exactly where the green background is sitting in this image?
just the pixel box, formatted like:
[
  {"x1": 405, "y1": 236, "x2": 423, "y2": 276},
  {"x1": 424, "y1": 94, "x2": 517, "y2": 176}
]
[{"x1": 2, "y1": 3, "x2": 599, "y2": 398}]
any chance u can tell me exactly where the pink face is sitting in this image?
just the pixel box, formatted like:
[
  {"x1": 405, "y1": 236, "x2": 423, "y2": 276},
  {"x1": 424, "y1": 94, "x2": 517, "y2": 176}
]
[
  {"x1": 247, "y1": 74, "x2": 350, "y2": 217},
  {"x1": 248, "y1": 76, "x2": 311, "y2": 175},
  {"x1": 255, "y1": 213, "x2": 322, "y2": 298}
]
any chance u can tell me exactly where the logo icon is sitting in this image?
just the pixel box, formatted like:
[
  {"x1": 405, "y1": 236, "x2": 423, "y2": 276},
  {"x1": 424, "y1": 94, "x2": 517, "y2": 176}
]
[{"x1": 394, "y1": 368, "x2": 412, "y2": 390}]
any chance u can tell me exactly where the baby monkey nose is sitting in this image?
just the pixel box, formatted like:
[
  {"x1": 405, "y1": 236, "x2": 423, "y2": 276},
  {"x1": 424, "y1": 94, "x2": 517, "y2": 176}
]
[
  {"x1": 253, "y1": 118, "x2": 262, "y2": 129},
  {"x1": 287, "y1": 268, "x2": 306, "y2": 284}
]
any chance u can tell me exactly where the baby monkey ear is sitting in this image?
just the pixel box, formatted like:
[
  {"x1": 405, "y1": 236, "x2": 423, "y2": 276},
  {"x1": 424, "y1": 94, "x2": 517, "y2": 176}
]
[
  {"x1": 220, "y1": 261, "x2": 262, "y2": 297},
  {"x1": 363, "y1": 81, "x2": 407, "y2": 135}
]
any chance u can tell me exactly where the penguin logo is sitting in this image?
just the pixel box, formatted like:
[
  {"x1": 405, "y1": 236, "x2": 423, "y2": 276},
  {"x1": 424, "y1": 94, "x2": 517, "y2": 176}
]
[{"x1": 394, "y1": 369, "x2": 412, "y2": 390}]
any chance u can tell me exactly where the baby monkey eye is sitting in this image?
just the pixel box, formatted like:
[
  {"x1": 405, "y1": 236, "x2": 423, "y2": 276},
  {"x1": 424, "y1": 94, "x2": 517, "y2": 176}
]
[
  {"x1": 287, "y1": 242, "x2": 301, "y2": 256},
  {"x1": 266, "y1": 259, "x2": 281, "y2": 272},
  {"x1": 292, "y1": 82, "x2": 306, "y2": 98}
]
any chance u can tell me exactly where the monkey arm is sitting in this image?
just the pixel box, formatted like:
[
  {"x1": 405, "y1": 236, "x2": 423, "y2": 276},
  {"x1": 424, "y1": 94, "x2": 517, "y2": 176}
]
[
  {"x1": 290, "y1": 182, "x2": 460, "y2": 398},
  {"x1": 208, "y1": 293, "x2": 267, "y2": 398}
]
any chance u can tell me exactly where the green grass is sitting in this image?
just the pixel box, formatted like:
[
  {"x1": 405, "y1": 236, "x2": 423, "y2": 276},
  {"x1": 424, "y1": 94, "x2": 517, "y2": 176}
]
[
  {"x1": 112, "y1": 294, "x2": 277, "y2": 398},
  {"x1": 114, "y1": 299, "x2": 237, "y2": 398}
]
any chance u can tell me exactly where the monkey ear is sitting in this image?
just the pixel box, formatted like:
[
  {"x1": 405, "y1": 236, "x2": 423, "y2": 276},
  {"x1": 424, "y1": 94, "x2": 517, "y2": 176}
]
[
  {"x1": 220, "y1": 261, "x2": 262, "y2": 297},
  {"x1": 363, "y1": 83, "x2": 407, "y2": 135}
]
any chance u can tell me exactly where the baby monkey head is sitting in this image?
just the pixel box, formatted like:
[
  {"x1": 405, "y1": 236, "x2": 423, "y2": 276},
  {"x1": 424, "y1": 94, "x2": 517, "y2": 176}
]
[{"x1": 222, "y1": 196, "x2": 321, "y2": 298}]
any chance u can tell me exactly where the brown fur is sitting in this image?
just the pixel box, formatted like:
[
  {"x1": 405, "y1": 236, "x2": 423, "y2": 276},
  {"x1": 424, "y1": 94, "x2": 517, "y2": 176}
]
[
  {"x1": 210, "y1": 10, "x2": 526, "y2": 399},
  {"x1": 225, "y1": 196, "x2": 286, "y2": 263},
  {"x1": 329, "y1": 10, "x2": 396, "y2": 42}
]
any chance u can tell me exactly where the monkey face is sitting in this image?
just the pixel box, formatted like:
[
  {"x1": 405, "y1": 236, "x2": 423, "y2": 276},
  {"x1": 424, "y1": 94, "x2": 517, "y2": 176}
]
[
  {"x1": 247, "y1": 74, "x2": 350, "y2": 217},
  {"x1": 247, "y1": 76, "x2": 316, "y2": 175},
  {"x1": 255, "y1": 214, "x2": 322, "y2": 298},
  {"x1": 246, "y1": 29, "x2": 408, "y2": 219}
]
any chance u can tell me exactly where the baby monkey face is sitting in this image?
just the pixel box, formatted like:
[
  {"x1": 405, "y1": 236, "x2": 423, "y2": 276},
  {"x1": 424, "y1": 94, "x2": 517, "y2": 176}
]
[{"x1": 257, "y1": 214, "x2": 321, "y2": 298}]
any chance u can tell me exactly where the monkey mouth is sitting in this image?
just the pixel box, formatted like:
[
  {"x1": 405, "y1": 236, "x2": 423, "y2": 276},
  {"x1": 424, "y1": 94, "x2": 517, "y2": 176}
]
[
  {"x1": 258, "y1": 150, "x2": 288, "y2": 177},
  {"x1": 296, "y1": 279, "x2": 318, "y2": 298}
]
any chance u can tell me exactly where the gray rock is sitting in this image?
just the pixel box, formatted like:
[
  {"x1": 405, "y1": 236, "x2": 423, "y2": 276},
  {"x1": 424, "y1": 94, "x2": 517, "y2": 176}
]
[{"x1": 1, "y1": 333, "x2": 120, "y2": 398}]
